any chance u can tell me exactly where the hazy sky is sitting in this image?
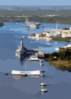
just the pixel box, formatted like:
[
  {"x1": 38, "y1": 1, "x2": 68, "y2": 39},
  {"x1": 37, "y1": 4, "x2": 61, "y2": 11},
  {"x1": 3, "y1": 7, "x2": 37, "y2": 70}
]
[{"x1": 0, "y1": 0, "x2": 71, "y2": 6}]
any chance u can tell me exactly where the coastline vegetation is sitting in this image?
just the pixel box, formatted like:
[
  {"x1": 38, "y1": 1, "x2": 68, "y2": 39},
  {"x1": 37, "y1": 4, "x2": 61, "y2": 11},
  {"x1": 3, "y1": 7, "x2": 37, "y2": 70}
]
[
  {"x1": 39, "y1": 34, "x2": 46, "y2": 37},
  {"x1": 52, "y1": 37, "x2": 71, "y2": 42},
  {"x1": 0, "y1": 9, "x2": 71, "y2": 24},
  {"x1": 45, "y1": 48, "x2": 71, "y2": 72},
  {"x1": 31, "y1": 33, "x2": 36, "y2": 36},
  {"x1": 0, "y1": 16, "x2": 71, "y2": 25}
]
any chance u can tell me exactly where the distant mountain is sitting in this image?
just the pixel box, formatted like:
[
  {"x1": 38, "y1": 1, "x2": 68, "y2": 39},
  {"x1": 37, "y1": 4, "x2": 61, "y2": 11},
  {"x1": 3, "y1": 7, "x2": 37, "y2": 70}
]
[
  {"x1": 0, "y1": 5, "x2": 71, "y2": 11},
  {"x1": 0, "y1": 5, "x2": 71, "y2": 17}
]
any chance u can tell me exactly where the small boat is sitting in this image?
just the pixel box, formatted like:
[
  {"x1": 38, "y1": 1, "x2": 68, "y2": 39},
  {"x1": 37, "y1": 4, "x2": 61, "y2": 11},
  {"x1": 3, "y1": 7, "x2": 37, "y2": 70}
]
[
  {"x1": 26, "y1": 26, "x2": 29, "y2": 30},
  {"x1": 41, "y1": 89, "x2": 48, "y2": 92},
  {"x1": 55, "y1": 48, "x2": 59, "y2": 51},
  {"x1": 26, "y1": 28, "x2": 29, "y2": 30},
  {"x1": 5, "y1": 73, "x2": 8, "y2": 75},
  {"x1": 40, "y1": 70, "x2": 45, "y2": 73},
  {"x1": 41, "y1": 83, "x2": 47, "y2": 86},
  {"x1": 39, "y1": 59, "x2": 44, "y2": 63},
  {"x1": 55, "y1": 42, "x2": 57, "y2": 44},
  {"x1": 39, "y1": 62, "x2": 43, "y2": 66},
  {"x1": 40, "y1": 74, "x2": 45, "y2": 77}
]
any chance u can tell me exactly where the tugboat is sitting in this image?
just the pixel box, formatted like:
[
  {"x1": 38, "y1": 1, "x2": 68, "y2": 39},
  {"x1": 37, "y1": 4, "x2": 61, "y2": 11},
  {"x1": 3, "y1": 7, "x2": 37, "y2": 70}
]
[
  {"x1": 40, "y1": 83, "x2": 47, "y2": 86},
  {"x1": 26, "y1": 26, "x2": 29, "y2": 30},
  {"x1": 41, "y1": 89, "x2": 48, "y2": 93},
  {"x1": 40, "y1": 70, "x2": 45, "y2": 73},
  {"x1": 39, "y1": 62, "x2": 43, "y2": 66}
]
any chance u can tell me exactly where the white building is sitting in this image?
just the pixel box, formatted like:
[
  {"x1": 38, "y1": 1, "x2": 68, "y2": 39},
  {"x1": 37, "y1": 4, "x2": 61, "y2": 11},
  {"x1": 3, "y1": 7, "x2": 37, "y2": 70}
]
[
  {"x1": 36, "y1": 33, "x2": 40, "y2": 38},
  {"x1": 54, "y1": 33, "x2": 61, "y2": 37},
  {"x1": 46, "y1": 32, "x2": 61, "y2": 37},
  {"x1": 62, "y1": 44, "x2": 71, "y2": 48},
  {"x1": 46, "y1": 33, "x2": 50, "y2": 37}
]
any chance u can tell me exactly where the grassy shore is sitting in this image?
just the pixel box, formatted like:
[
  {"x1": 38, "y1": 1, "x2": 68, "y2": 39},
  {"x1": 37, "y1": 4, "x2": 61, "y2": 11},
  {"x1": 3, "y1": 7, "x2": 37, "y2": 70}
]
[
  {"x1": 52, "y1": 37, "x2": 71, "y2": 42},
  {"x1": 44, "y1": 48, "x2": 71, "y2": 72},
  {"x1": 0, "y1": 16, "x2": 71, "y2": 25},
  {"x1": 45, "y1": 59, "x2": 71, "y2": 72}
]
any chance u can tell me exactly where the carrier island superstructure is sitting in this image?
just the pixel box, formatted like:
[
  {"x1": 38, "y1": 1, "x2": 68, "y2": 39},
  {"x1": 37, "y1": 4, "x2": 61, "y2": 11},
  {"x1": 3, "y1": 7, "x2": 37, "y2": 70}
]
[{"x1": 25, "y1": 18, "x2": 41, "y2": 28}]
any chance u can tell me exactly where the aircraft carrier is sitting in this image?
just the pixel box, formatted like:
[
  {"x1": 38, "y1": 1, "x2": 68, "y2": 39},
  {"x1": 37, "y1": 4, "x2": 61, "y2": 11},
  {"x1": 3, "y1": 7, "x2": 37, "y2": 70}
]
[{"x1": 25, "y1": 18, "x2": 41, "y2": 28}]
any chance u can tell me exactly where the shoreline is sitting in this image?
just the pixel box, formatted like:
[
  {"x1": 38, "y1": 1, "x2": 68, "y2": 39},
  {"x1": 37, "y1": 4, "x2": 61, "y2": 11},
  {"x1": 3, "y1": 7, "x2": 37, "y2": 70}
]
[
  {"x1": 44, "y1": 48, "x2": 71, "y2": 72},
  {"x1": 47, "y1": 60, "x2": 71, "y2": 72},
  {"x1": 1, "y1": 21, "x2": 71, "y2": 25},
  {"x1": 27, "y1": 36, "x2": 52, "y2": 41},
  {"x1": 27, "y1": 35, "x2": 71, "y2": 42},
  {"x1": 27, "y1": 34, "x2": 71, "y2": 72}
]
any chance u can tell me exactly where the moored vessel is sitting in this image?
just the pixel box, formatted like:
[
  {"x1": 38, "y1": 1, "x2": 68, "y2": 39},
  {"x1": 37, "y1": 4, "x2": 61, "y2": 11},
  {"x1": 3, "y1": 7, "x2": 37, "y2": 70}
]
[
  {"x1": 41, "y1": 83, "x2": 47, "y2": 86},
  {"x1": 25, "y1": 18, "x2": 41, "y2": 28},
  {"x1": 15, "y1": 38, "x2": 28, "y2": 61},
  {"x1": 41, "y1": 89, "x2": 48, "y2": 92}
]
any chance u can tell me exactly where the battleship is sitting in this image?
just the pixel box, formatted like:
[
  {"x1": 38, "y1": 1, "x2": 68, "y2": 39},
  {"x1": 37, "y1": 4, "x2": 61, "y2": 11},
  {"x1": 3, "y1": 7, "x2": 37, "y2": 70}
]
[
  {"x1": 15, "y1": 37, "x2": 39, "y2": 61},
  {"x1": 25, "y1": 18, "x2": 41, "y2": 28},
  {"x1": 15, "y1": 38, "x2": 29, "y2": 61}
]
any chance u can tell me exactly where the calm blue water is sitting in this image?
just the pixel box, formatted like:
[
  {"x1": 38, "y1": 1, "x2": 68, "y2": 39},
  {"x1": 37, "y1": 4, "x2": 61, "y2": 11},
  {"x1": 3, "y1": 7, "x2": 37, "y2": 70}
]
[{"x1": 0, "y1": 22, "x2": 71, "y2": 99}]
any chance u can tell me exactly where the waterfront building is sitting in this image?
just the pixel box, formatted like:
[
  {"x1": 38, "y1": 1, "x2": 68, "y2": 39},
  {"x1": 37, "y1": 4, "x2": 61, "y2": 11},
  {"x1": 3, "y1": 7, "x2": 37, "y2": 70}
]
[
  {"x1": 62, "y1": 44, "x2": 71, "y2": 49},
  {"x1": 35, "y1": 33, "x2": 40, "y2": 38}
]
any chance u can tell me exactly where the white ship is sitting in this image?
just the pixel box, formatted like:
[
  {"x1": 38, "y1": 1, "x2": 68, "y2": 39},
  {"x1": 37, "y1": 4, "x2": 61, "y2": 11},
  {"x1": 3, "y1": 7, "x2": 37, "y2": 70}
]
[
  {"x1": 39, "y1": 62, "x2": 43, "y2": 66},
  {"x1": 25, "y1": 18, "x2": 41, "y2": 28}
]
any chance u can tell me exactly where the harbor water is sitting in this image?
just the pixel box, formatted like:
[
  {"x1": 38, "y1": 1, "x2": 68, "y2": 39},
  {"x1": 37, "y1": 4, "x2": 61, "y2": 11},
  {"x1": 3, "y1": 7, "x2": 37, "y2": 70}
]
[{"x1": 0, "y1": 22, "x2": 71, "y2": 99}]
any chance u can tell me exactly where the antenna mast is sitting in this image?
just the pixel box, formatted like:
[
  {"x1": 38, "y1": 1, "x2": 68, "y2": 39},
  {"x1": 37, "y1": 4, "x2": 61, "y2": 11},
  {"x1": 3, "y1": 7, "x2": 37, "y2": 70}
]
[
  {"x1": 56, "y1": 21, "x2": 58, "y2": 29},
  {"x1": 25, "y1": 65, "x2": 26, "y2": 72},
  {"x1": 30, "y1": 42, "x2": 31, "y2": 50}
]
